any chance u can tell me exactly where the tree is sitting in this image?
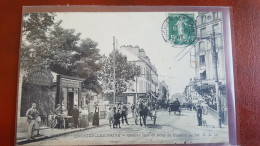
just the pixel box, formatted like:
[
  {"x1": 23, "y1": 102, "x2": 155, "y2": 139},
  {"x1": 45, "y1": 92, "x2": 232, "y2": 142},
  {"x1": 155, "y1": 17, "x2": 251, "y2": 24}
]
[
  {"x1": 99, "y1": 50, "x2": 141, "y2": 96},
  {"x1": 20, "y1": 13, "x2": 103, "y2": 94},
  {"x1": 20, "y1": 13, "x2": 63, "y2": 71},
  {"x1": 20, "y1": 12, "x2": 104, "y2": 117},
  {"x1": 22, "y1": 13, "x2": 59, "y2": 39},
  {"x1": 194, "y1": 83, "x2": 215, "y2": 98},
  {"x1": 71, "y1": 38, "x2": 102, "y2": 93}
]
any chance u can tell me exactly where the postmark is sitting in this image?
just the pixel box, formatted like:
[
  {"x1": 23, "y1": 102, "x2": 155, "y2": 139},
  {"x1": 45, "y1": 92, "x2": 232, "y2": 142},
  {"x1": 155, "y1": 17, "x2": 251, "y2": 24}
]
[{"x1": 162, "y1": 14, "x2": 197, "y2": 48}]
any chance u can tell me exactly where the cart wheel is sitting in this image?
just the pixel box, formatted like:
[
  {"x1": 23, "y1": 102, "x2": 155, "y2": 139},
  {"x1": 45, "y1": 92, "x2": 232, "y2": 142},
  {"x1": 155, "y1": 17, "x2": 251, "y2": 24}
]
[
  {"x1": 50, "y1": 118, "x2": 57, "y2": 128},
  {"x1": 153, "y1": 116, "x2": 156, "y2": 125}
]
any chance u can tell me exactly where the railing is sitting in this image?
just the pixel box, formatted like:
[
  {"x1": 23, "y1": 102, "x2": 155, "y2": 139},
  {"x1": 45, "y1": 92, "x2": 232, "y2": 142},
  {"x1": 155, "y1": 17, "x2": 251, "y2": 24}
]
[{"x1": 207, "y1": 106, "x2": 218, "y2": 120}]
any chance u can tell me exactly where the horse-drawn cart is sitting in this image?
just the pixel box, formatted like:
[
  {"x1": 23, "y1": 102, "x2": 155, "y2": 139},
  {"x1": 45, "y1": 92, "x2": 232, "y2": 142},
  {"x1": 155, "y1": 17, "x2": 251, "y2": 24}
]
[
  {"x1": 168, "y1": 100, "x2": 181, "y2": 115},
  {"x1": 133, "y1": 99, "x2": 158, "y2": 126}
]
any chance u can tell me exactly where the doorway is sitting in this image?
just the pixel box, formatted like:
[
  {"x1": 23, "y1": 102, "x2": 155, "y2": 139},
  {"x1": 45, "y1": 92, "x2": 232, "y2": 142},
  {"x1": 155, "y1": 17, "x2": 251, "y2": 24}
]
[{"x1": 67, "y1": 92, "x2": 74, "y2": 116}]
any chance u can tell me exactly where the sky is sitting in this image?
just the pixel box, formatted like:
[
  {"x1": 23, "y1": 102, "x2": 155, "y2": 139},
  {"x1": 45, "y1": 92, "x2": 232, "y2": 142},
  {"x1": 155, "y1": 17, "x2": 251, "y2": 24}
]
[{"x1": 56, "y1": 12, "x2": 196, "y2": 96}]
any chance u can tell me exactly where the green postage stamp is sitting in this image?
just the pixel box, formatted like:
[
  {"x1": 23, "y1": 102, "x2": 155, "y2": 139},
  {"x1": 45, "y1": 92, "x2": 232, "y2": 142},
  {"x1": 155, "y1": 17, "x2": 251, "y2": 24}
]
[{"x1": 162, "y1": 14, "x2": 196, "y2": 47}]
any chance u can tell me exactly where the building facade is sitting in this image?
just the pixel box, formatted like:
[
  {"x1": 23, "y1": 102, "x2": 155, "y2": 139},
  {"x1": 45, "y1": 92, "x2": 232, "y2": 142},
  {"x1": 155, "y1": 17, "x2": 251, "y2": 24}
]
[
  {"x1": 158, "y1": 80, "x2": 169, "y2": 101},
  {"x1": 194, "y1": 12, "x2": 227, "y2": 124},
  {"x1": 195, "y1": 12, "x2": 226, "y2": 83},
  {"x1": 119, "y1": 45, "x2": 158, "y2": 104}
]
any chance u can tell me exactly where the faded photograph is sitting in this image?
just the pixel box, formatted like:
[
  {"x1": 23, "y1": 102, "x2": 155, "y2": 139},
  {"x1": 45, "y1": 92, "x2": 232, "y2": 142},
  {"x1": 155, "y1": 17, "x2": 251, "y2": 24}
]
[{"x1": 16, "y1": 10, "x2": 230, "y2": 145}]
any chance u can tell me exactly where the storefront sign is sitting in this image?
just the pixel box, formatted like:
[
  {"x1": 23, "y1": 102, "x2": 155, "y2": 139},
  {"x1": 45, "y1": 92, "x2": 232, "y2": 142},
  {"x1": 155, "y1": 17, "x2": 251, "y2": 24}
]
[
  {"x1": 27, "y1": 67, "x2": 53, "y2": 86},
  {"x1": 60, "y1": 78, "x2": 81, "y2": 88}
]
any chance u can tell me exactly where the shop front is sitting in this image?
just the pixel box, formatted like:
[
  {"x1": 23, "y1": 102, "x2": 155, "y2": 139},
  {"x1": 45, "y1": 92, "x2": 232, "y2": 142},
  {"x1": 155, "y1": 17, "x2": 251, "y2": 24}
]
[{"x1": 56, "y1": 75, "x2": 84, "y2": 116}]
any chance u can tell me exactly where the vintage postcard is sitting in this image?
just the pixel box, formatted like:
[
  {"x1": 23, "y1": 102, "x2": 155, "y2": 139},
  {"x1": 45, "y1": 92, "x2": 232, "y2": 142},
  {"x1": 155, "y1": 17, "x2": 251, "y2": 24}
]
[{"x1": 16, "y1": 6, "x2": 236, "y2": 145}]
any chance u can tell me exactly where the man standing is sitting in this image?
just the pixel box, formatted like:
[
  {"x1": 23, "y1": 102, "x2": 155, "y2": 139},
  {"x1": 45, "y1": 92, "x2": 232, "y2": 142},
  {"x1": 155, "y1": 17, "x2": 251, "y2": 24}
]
[
  {"x1": 26, "y1": 103, "x2": 40, "y2": 139},
  {"x1": 121, "y1": 104, "x2": 129, "y2": 125},
  {"x1": 196, "y1": 105, "x2": 202, "y2": 126},
  {"x1": 72, "y1": 105, "x2": 79, "y2": 128}
]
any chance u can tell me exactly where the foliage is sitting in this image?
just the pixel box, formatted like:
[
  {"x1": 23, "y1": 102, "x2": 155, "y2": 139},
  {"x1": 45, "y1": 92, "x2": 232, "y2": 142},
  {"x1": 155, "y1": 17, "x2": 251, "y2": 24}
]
[
  {"x1": 20, "y1": 13, "x2": 102, "y2": 93},
  {"x1": 99, "y1": 50, "x2": 141, "y2": 96},
  {"x1": 194, "y1": 83, "x2": 215, "y2": 98}
]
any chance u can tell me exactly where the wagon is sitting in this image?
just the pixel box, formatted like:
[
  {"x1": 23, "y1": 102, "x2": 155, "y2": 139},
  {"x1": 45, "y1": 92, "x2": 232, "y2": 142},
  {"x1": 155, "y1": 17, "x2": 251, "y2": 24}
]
[{"x1": 168, "y1": 101, "x2": 181, "y2": 115}]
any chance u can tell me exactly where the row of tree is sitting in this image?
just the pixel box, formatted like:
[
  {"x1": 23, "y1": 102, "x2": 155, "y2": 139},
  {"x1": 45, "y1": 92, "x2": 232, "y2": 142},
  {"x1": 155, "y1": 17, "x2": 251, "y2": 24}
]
[{"x1": 21, "y1": 13, "x2": 141, "y2": 96}]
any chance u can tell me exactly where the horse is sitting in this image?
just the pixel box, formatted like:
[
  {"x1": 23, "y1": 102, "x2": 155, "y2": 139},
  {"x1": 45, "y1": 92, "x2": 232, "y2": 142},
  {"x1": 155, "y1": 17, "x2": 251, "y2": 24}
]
[{"x1": 138, "y1": 101, "x2": 149, "y2": 127}]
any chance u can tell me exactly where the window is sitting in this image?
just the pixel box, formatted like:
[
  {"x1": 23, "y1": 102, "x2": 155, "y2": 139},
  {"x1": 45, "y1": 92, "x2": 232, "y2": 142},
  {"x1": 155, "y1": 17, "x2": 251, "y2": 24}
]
[
  {"x1": 200, "y1": 70, "x2": 206, "y2": 80},
  {"x1": 212, "y1": 24, "x2": 218, "y2": 33},
  {"x1": 201, "y1": 15, "x2": 206, "y2": 24},
  {"x1": 199, "y1": 55, "x2": 205, "y2": 66},
  {"x1": 200, "y1": 28, "x2": 206, "y2": 37},
  {"x1": 213, "y1": 12, "x2": 218, "y2": 19}
]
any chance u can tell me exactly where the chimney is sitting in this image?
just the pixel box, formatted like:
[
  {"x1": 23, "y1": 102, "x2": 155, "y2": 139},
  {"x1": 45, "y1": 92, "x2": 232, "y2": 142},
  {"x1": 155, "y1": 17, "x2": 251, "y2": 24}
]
[{"x1": 139, "y1": 48, "x2": 146, "y2": 57}]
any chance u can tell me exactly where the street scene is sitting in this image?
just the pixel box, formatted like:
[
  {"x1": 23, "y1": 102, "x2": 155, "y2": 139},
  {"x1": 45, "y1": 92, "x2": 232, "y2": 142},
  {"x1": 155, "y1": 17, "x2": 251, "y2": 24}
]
[
  {"x1": 23, "y1": 110, "x2": 228, "y2": 145},
  {"x1": 16, "y1": 10, "x2": 229, "y2": 145}
]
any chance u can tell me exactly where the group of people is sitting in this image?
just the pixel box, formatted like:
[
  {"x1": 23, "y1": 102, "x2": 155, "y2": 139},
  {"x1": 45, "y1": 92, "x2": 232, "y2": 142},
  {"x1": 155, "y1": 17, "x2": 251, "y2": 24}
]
[
  {"x1": 53, "y1": 104, "x2": 90, "y2": 129},
  {"x1": 107, "y1": 102, "x2": 130, "y2": 128},
  {"x1": 25, "y1": 103, "x2": 94, "y2": 139}
]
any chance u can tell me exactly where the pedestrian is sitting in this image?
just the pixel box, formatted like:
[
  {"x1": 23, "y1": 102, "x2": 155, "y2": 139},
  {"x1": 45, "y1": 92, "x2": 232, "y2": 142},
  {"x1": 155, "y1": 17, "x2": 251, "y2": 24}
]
[
  {"x1": 114, "y1": 109, "x2": 121, "y2": 128},
  {"x1": 26, "y1": 103, "x2": 40, "y2": 140},
  {"x1": 196, "y1": 105, "x2": 202, "y2": 126},
  {"x1": 107, "y1": 107, "x2": 114, "y2": 128},
  {"x1": 112, "y1": 107, "x2": 117, "y2": 128},
  {"x1": 121, "y1": 104, "x2": 129, "y2": 125},
  {"x1": 54, "y1": 104, "x2": 63, "y2": 129},
  {"x1": 72, "y1": 105, "x2": 79, "y2": 128},
  {"x1": 92, "y1": 104, "x2": 99, "y2": 126},
  {"x1": 131, "y1": 103, "x2": 138, "y2": 125},
  {"x1": 131, "y1": 103, "x2": 135, "y2": 117},
  {"x1": 81, "y1": 105, "x2": 89, "y2": 128}
]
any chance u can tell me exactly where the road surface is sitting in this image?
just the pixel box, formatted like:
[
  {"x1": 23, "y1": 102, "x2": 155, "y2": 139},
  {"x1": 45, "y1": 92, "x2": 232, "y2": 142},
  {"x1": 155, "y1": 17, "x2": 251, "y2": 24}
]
[{"x1": 24, "y1": 110, "x2": 229, "y2": 145}]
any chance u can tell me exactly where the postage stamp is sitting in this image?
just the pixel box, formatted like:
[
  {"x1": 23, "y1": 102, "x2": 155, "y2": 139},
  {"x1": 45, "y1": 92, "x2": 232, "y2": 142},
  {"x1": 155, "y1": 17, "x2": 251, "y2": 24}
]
[{"x1": 162, "y1": 14, "x2": 196, "y2": 47}]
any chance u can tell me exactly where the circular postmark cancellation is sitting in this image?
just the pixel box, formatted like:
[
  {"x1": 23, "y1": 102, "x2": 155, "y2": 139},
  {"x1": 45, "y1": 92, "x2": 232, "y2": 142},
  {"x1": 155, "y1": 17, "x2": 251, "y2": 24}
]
[{"x1": 162, "y1": 14, "x2": 197, "y2": 48}]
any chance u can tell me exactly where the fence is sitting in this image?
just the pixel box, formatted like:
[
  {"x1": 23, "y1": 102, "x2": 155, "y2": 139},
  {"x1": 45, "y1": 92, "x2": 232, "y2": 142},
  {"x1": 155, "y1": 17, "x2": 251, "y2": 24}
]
[
  {"x1": 88, "y1": 104, "x2": 111, "y2": 119},
  {"x1": 207, "y1": 106, "x2": 218, "y2": 121}
]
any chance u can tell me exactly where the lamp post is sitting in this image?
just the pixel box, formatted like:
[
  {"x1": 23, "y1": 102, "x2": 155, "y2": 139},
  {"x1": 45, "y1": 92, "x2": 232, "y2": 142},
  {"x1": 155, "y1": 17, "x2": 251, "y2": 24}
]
[{"x1": 212, "y1": 30, "x2": 222, "y2": 128}]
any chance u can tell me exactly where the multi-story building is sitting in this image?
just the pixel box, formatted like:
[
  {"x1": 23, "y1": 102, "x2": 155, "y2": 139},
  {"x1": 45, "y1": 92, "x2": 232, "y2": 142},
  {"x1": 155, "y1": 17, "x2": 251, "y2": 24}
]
[
  {"x1": 184, "y1": 78, "x2": 196, "y2": 101},
  {"x1": 119, "y1": 45, "x2": 158, "y2": 104},
  {"x1": 158, "y1": 80, "x2": 169, "y2": 101},
  {"x1": 194, "y1": 12, "x2": 227, "y2": 124},
  {"x1": 195, "y1": 12, "x2": 226, "y2": 83}
]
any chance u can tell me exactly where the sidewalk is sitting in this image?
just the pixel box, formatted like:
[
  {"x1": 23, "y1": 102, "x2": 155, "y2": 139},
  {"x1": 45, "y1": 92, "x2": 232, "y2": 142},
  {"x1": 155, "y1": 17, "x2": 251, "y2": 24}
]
[
  {"x1": 17, "y1": 118, "x2": 108, "y2": 145},
  {"x1": 172, "y1": 110, "x2": 228, "y2": 134}
]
